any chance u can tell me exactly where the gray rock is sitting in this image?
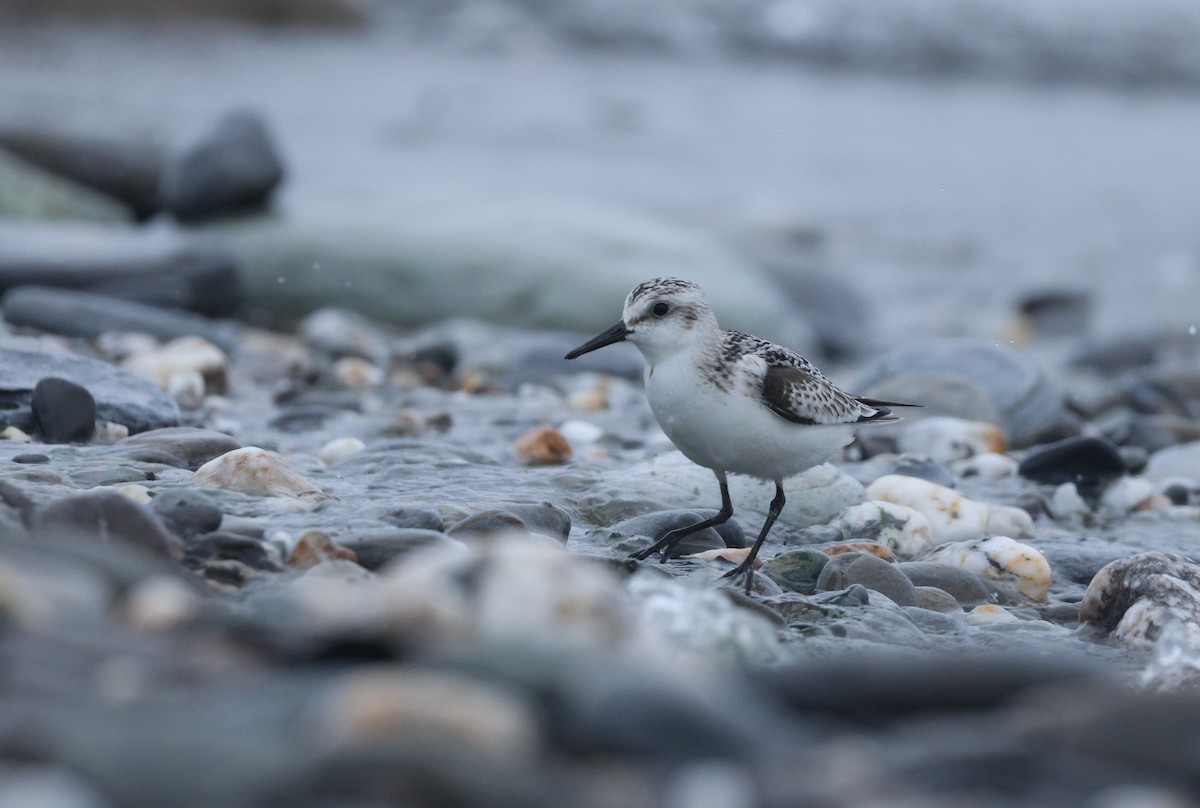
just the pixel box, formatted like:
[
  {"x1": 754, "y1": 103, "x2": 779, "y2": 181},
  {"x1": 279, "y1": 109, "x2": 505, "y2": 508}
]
[
  {"x1": 856, "y1": 338, "x2": 1069, "y2": 447},
  {"x1": 783, "y1": 523, "x2": 845, "y2": 546},
  {"x1": 448, "y1": 509, "x2": 529, "y2": 538},
  {"x1": 489, "y1": 501, "x2": 572, "y2": 541},
  {"x1": 0, "y1": 147, "x2": 134, "y2": 222},
  {"x1": 31, "y1": 377, "x2": 96, "y2": 443},
  {"x1": 913, "y1": 586, "x2": 962, "y2": 613},
  {"x1": 27, "y1": 490, "x2": 179, "y2": 559},
  {"x1": 378, "y1": 502, "x2": 445, "y2": 532},
  {"x1": 341, "y1": 527, "x2": 453, "y2": 570},
  {"x1": 904, "y1": 605, "x2": 963, "y2": 632},
  {"x1": 152, "y1": 489, "x2": 223, "y2": 538},
  {"x1": 884, "y1": 453, "x2": 956, "y2": 488},
  {"x1": 111, "y1": 427, "x2": 240, "y2": 469},
  {"x1": 3, "y1": 286, "x2": 237, "y2": 351},
  {"x1": 816, "y1": 552, "x2": 918, "y2": 606},
  {"x1": 67, "y1": 466, "x2": 152, "y2": 488},
  {"x1": 0, "y1": 125, "x2": 165, "y2": 219},
  {"x1": 0, "y1": 348, "x2": 179, "y2": 433},
  {"x1": 0, "y1": 220, "x2": 241, "y2": 317},
  {"x1": 185, "y1": 531, "x2": 282, "y2": 571},
  {"x1": 762, "y1": 549, "x2": 829, "y2": 594},
  {"x1": 609, "y1": 509, "x2": 745, "y2": 558},
  {"x1": 1145, "y1": 440, "x2": 1200, "y2": 480},
  {"x1": 897, "y1": 562, "x2": 992, "y2": 605},
  {"x1": 160, "y1": 110, "x2": 284, "y2": 220}
]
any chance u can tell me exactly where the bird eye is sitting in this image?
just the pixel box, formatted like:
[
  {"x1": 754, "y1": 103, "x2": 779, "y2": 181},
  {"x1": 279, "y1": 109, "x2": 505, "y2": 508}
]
[{"x1": 652, "y1": 302, "x2": 670, "y2": 317}]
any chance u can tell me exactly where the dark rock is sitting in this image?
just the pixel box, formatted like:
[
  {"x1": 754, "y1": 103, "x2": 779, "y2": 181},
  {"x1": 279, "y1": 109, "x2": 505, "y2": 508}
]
[
  {"x1": 1071, "y1": 336, "x2": 1158, "y2": 374},
  {"x1": 412, "y1": 341, "x2": 459, "y2": 378},
  {"x1": 160, "y1": 110, "x2": 284, "y2": 220},
  {"x1": 885, "y1": 453, "x2": 956, "y2": 488},
  {"x1": 897, "y1": 562, "x2": 991, "y2": 605},
  {"x1": 2, "y1": 286, "x2": 237, "y2": 351},
  {"x1": 0, "y1": 126, "x2": 166, "y2": 219},
  {"x1": 186, "y1": 531, "x2": 281, "y2": 571},
  {"x1": 0, "y1": 388, "x2": 35, "y2": 432},
  {"x1": 112, "y1": 427, "x2": 240, "y2": 469},
  {"x1": 152, "y1": 489, "x2": 223, "y2": 538},
  {"x1": 342, "y1": 528, "x2": 453, "y2": 570},
  {"x1": 27, "y1": 490, "x2": 178, "y2": 559},
  {"x1": 0, "y1": 349, "x2": 179, "y2": 433},
  {"x1": 856, "y1": 338, "x2": 1068, "y2": 447},
  {"x1": 609, "y1": 509, "x2": 745, "y2": 557},
  {"x1": 763, "y1": 549, "x2": 829, "y2": 594},
  {"x1": 815, "y1": 552, "x2": 917, "y2": 606},
  {"x1": 31, "y1": 377, "x2": 96, "y2": 443},
  {"x1": 1018, "y1": 435, "x2": 1125, "y2": 495},
  {"x1": 68, "y1": 466, "x2": 153, "y2": 488},
  {"x1": 1016, "y1": 288, "x2": 1090, "y2": 338},
  {"x1": 0, "y1": 220, "x2": 241, "y2": 317},
  {"x1": 1163, "y1": 483, "x2": 1190, "y2": 506},
  {"x1": 11, "y1": 453, "x2": 49, "y2": 464},
  {"x1": 378, "y1": 503, "x2": 444, "y2": 532}
]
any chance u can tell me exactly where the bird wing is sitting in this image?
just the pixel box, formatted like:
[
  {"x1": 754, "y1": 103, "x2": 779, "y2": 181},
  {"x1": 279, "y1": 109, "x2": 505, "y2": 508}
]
[{"x1": 761, "y1": 363, "x2": 900, "y2": 425}]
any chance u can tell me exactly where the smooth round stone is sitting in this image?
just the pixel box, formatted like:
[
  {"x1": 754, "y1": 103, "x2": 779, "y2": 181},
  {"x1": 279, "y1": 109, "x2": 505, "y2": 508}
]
[
  {"x1": 160, "y1": 109, "x2": 285, "y2": 220},
  {"x1": 488, "y1": 501, "x2": 572, "y2": 541},
  {"x1": 815, "y1": 552, "x2": 918, "y2": 606},
  {"x1": 810, "y1": 584, "x2": 872, "y2": 607},
  {"x1": 27, "y1": 489, "x2": 178, "y2": 558},
  {"x1": 762, "y1": 549, "x2": 828, "y2": 594},
  {"x1": 1018, "y1": 435, "x2": 1126, "y2": 494},
  {"x1": 0, "y1": 146, "x2": 133, "y2": 222},
  {"x1": 193, "y1": 447, "x2": 326, "y2": 499},
  {"x1": 0, "y1": 347, "x2": 179, "y2": 433},
  {"x1": 31, "y1": 376, "x2": 96, "y2": 443},
  {"x1": 883, "y1": 453, "x2": 956, "y2": 488},
  {"x1": 904, "y1": 604, "x2": 963, "y2": 632},
  {"x1": 67, "y1": 465, "x2": 152, "y2": 488},
  {"x1": 898, "y1": 417, "x2": 1006, "y2": 465},
  {"x1": 113, "y1": 427, "x2": 241, "y2": 469},
  {"x1": 927, "y1": 537, "x2": 1052, "y2": 602},
  {"x1": 783, "y1": 523, "x2": 844, "y2": 546},
  {"x1": 856, "y1": 338, "x2": 1068, "y2": 448},
  {"x1": 185, "y1": 531, "x2": 282, "y2": 571},
  {"x1": 341, "y1": 528, "x2": 454, "y2": 571},
  {"x1": 378, "y1": 502, "x2": 444, "y2": 532},
  {"x1": 1080, "y1": 552, "x2": 1200, "y2": 643},
  {"x1": 610, "y1": 509, "x2": 745, "y2": 557},
  {"x1": 448, "y1": 510, "x2": 529, "y2": 538},
  {"x1": 912, "y1": 586, "x2": 962, "y2": 614},
  {"x1": 152, "y1": 489, "x2": 223, "y2": 538},
  {"x1": 11, "y1": 453, "x2": 49, "y2": 464},
  {"x1": 298, "y1": 307, "x2": 391, "y2": 362},
  {"x1": 1145, "y1": 440, "x2": 1200, "y2": 480},
  {"x1": 898, "y1": 562, "x2": 991, "y2": 605},
  {"x1": 122, "y1": 336, "x2": 229, "y2": 396}
]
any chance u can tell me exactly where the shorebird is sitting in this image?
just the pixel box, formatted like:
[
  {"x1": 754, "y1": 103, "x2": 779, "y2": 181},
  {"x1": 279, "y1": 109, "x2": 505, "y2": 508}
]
[{"x1": 565, "y1": 277, "x2": 916, "y2": 591}]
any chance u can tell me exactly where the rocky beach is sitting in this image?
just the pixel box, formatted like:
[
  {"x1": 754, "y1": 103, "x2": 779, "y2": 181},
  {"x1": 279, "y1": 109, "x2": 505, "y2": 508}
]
[{"x1": 2, "y1": 2, "x2": 1200, "y2": 806}]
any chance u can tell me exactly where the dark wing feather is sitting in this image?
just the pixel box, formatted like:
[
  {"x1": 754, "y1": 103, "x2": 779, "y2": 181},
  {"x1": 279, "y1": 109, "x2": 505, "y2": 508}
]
[{"x1": 762, "y1": 365, "x2": 881, "y2": 425}]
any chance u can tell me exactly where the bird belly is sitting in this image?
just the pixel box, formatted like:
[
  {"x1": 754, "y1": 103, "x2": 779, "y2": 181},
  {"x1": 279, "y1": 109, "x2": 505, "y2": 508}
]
[{"x1": 645, "y1": 361, "x2": 853, "y2": 481}]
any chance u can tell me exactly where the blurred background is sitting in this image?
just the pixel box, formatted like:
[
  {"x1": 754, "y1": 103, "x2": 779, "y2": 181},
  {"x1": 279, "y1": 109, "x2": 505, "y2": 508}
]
[{"x1": 2, "y1": 0, "x2": 1198, "y2": 361}]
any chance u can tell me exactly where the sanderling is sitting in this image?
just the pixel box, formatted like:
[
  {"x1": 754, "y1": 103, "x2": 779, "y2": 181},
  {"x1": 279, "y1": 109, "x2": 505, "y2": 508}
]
[{"x1": 565, "y1": 277, "x2": 918, "y2": 591}]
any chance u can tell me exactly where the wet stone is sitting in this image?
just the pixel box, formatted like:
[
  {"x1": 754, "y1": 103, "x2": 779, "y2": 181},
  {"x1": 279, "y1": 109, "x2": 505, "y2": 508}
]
[
  {"x1": 341, "y1": 528, "x2": 454, "y2": 571},
  {"x1": 27, "y1": 489, "x2": 179, "y2": 559},
  {"x1": 912, "y1": 586, "x2": 962, "y2": 613},
  {"x1": 449, "y1": 510, "x2": 529, "y2": 538},
  {"x1": 185, "y1": 531, "x2": 283, "y2": 571},
  {"x1": 487, "y1": 501, "x2": 571, "y2": 541},
  {"x1": 67, "y1": 465, "x2": 153, "y2": 488},
  {"x1": 113, "y1": 427, "x2": 242, "y2": 470},
  {"x1": 609, "y1": 509, "x2": 745, "y2": 558},
  {"x1": 1080, "y1": 551, "x2": 1200, "y2": 643},
  {"x1": 883, "y1": 453, "x2": 957, "y2": 488},
  {"x1": 897, "y1": 561, "x2": 991, "y2": 605},
  {"x1": 762, "y1": 549, "x2": 828, "y2": 594},
  {"x1": 11, "y1": 453, "x2": 49, "y2": 464},
  {"x1": 815, "y1": 552, "x2": 918, "y2": 606},
  {"x1": 783, "y1": 523, "x2": 844, "y2": 546},
  {"x1": 1019, "y1": 435, "x2": 1126, "y2": 495},
  {"x1": 378, "y1": 503, "x2": 444, "y2": 532},
  {"x1": 152, "y1": 489, "x2": 223, "y2": 538},
  {"x1": 31, "y1": 377, "x2": 96, "y2": 443}
]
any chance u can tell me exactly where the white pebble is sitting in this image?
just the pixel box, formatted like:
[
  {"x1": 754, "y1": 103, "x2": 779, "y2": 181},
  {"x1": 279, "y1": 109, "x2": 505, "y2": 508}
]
[
  {"x1": 1, "y1": 425, "x2": 32, "y2": 442},
  {"x1": 951, "y1": 451, "x2": 1018, "y2": 480},
  {"x1": 92, "y1": 421, "x2": 129, "y2": 444},
  {"x1": 966, "y1": 604, "x2": 1020, "y2": 624},
  {"x1": 831, "y1": 500, "x2": 935, "y2": 557},
  {"x1": 333, "y1": 357, "x2": 384, "y2": 390},
  {"x1": 899, "y1": 416, "x2": 1006, "y2": 463},
  {"x1": 927, "y1": 536, "x2": 1052, "y2": 601},
  {"x1": 865, "y1": 474, "x2": 1028, "y2": 544},
  {"x1": 1049, "y1": 482, "x2": 1090, "y2": 520},
  {"x1": 122, "y1": 336, "x2": 229, "y2": 394},
  {"x1": 558, "y1": 419, "x2": 604, "y2": 446},
  {"x1": 1101, "y1": 476, "x2": 1157, "y2": 513},
  {"x1": 116, "y1": 484, "x2": 153, "y2": 504},
  {"x1": 124, "y1": 575, "x2": 201, "y2": 632},
  {"x1": 317, "y1": 437, "x2": 366, "y2": 465},
  {"x1": 193, "y1": 447, "x2": 327, "y2": 499},
  {"x1": 166, "y1": 369, "x2": 207, "y2": 410}
]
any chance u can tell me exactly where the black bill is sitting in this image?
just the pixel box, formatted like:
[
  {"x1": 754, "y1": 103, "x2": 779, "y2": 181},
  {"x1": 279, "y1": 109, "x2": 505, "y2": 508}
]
[{"x1": 564, "y1": 321, "x2": 630, "y2": 359}]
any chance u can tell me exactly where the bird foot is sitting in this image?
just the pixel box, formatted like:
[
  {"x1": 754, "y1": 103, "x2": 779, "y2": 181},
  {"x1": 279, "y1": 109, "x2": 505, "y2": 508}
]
[{"x1": 720, "y1": 560, "x2": 756, "y2": 594}]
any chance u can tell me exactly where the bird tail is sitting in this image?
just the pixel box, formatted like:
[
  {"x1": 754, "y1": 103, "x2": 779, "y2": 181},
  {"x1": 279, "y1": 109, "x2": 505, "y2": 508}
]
[{"x1": 854, "y1": 397, "x2": 922, "y2": 424}]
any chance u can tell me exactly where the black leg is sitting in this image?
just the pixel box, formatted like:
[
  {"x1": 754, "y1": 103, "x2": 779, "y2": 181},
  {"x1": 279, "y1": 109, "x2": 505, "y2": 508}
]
[
  {"x1": 629, "y1": 473, "x2": 733, "y2": 563},
  {"x1": 722, "y1": 481, "x2": 785, "y2": 593}
]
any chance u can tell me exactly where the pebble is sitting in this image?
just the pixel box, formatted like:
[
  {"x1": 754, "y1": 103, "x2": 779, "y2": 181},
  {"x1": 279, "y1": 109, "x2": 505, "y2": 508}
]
[
  {"x1": 609, "y1": 509, "x2": 743, "y2": 558},
  {"x1": 896, "y1": 561, "x2": 992, "y2": 605},
  {"x1": 332, "y1": 357, "x2": 384, "y2": 390},
  {"x1": 1018, "y1": 435, "x2": 1126, "y2": 495},
  {"x1": 815, "y1": 551, "x2": 918, "y2": 606},
  {"x1": 1144, "y1": 440, "x2": 1200, "y2": 481},
  {"x1": 1100, "y1": 476, "x2": 1165, "y2": 513},
  {"x1": 160, "y1": 109, "x2": 285, "y2": 220},
  {"x1": 898, "y1": 416, "x2": 1007, "y2": 463},
  {"x1": 113, "y1": 427, "x2": 242, "y2": 469},
  {"x1": 27, "y1": 489, "x2": 180, "y2": 559},
  {"x1": 1, "y1": 425, "x2": 32, "y2": 442},
  {"x1": 882, "y1": 452, "x2": 957, "y2": 487},
  {"x1": 340, "y1": 528, "x2": 455, "y2": 570},
  {"x1": 316, "y1": 437, "x2": 366, "y2": 465},
  {"x1": 122, "y1": 336, "x2": 230, "y2": 396},
  {"x1": 761, "y1": 548, "x2": 828, "y2": 593},
  {"x1": 952, "y1": 451, "x2": 1019, "y2": 480},
  {"x1": 820, "y1": 541, "x2": 896, "y2": 561},
  {"x1": 913, "y1": 586, "x2": 962, "y2": 614},
  {"x1": 151, "y1": 489, "x2": 223, "y2": 537},
  {"x1": 926, "y1": 536, "x2": 1052, "y2": 602},
  {"x1": 558, "y1": 418, "x2": 604, "y2": 446},
  {"x1": 289, "y1": 530, "x2": 358, "y2": 568},
  {"x1": 299, "y1": 307, "x2": 391, "y2": 363},
  {"x1": 386, "y1": 409, "x2": 429, "y2": 437},
  {"x1": 314, "y1": 668, "x2": 541, "y2": 762},
  {"x1": 30, "y1": 376, "x2": 96, "y2": 443},
  {"x1": 511, "y1": 426, "x2": 572, "y2": 466},
  {"x1": 864, "y1": 474, "x2": 1033, "y2": 544},
  {"x1": 1080, "y1": 552, "x2": 1200, "y2": 644},
  {"x1": 830, "y1": 500, "x2": 935, "y2": 557},
  {"x1": 166, "y1": 369, "x2": 206, "y2": 410},
  {"x1": 123, "y1": 574, "x2": 202, "y2": 632},
  {"x1": 0, "y1": 145, "x2": 133, "y2": 222},
  {"x1": 966, "y1": 604, "x2": 1020, "y2": 624},
  {"x1": 193, "y1": 447, "x2": 328, "y2": 499},
  {"x1": 117, "y1": 484, "x2": 154, "y2": 504}
]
